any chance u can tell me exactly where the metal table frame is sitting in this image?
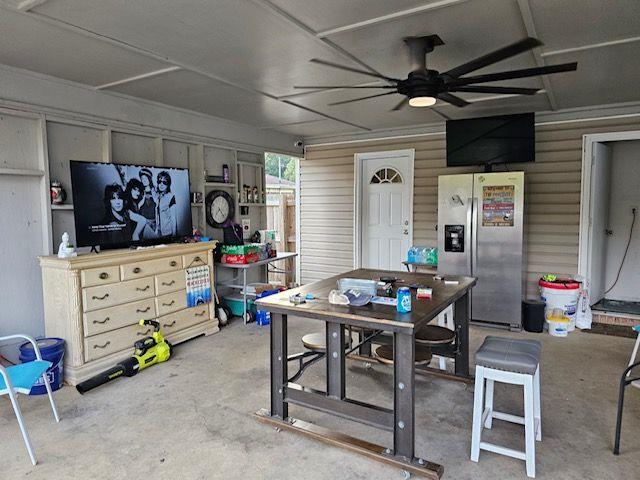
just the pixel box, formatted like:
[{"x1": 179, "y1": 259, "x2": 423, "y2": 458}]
[{"x1": 255, "y1": 269, "x2": 475, "y2": 479}]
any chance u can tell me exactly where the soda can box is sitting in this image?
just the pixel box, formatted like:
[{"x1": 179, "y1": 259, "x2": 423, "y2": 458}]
[
  {"x1": 417, "y1": 287, "x2": 433, "y2": 299},
  {"x1": 397, "y1": 287, "x2": 412, "y2": 313},
  {"x1": 222, "y1": 252, "x2": 260, "y2": 264},
  {"x1": 221, "y1": 244, "x2": 260, "y2": 255}
]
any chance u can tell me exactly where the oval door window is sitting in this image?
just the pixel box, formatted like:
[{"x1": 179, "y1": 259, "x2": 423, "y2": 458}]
[{"x1": 370, "y1": 167, "x2": 403, "y2": 184}]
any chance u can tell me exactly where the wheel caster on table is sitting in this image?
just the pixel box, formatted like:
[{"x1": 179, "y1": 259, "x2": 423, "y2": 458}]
[
  {"x1": 401, "y1": 469, "x2": 411, "y2": 479},
  {"x1": 244, "y1": 311, "x2": 254, "y2": 323},
  {"x1": 274, "y1": 427, "x2": 281, "y2": 433},
  {"x1": 363, "y1": 361, "x2": 372, "y2": 369}
]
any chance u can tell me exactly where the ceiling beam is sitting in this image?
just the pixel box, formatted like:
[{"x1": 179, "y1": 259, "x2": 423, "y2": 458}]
[
  {"x1": 316, "y1": 0, "x2": 470, "y2": 38},
  {"x1": 541, "y1": 35, "x2": 640, "y2": 58},
  {"x1": 95, "y1": 66, "x2": 181, "y2": 90},
  {"x1": 516, "y1": 0, "x2": 558, "y2": 110}
]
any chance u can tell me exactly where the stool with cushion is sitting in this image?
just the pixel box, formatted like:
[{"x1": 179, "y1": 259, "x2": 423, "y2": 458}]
[{"x1": 470, "y1": 336, "x2": 542, "y2": 478}]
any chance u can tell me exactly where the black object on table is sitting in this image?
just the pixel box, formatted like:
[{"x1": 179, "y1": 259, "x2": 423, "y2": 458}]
[{"x1": 254, "y1": 268, "x2": 476, "y2": 479}]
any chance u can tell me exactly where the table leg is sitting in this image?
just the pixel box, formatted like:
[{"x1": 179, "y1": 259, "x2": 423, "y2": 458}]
[
  {"x1": 454, "y1": 292, "x2": 470, "y2": 378},
  {"x1": 270, "y1": 313, "x2": 288, "y2": 419},
  {"x1": 394, "y1": 331, "x2": 415, "y2": 460},
  {"x1": 242, "y1": 268, "x2": 248, "y2": 324},
  {"x1": 326, "y1": 323, "x2": 346, "y2": 399}
]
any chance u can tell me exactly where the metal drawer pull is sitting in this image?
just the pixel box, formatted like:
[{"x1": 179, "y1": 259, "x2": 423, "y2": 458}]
[
  {"x1": 194, "y1": 256, "x2": 202, "y2": 262},
  {"x1": 136, "y1": 285, "x2": 150, "y2": 292},
  {"x1": 195, "y1": 310, "x2": 206, "y2": 317},
  {"x1": 99, "y1": 272, "x2": 109, "y2": 280},
  {"x1": 136, "y1": 306, "x2": 151, "y2": 313},
  {"x1": 133, "y1": 267, "x2": 142, "y2": 274},
  {"x1": 170, "y1": 260, "x2": 177, "y2": 267},
  {"x1": 162, "y1": 300, "x2": 175, "y2": 307},
  {"x1": 92, "y1": 293, "x2": 109, "y2": 300},
  {"x1": 93, "y1": 341, "x2": 111, "y2": 349},
  {"x1": 137, "y1": 329, "x2": 151, "y2": 336},
  {"x1": 93, "y1": 317, "x2": 110, "y2": 325},
  {"x1": 163, "y1": 320, "x2": 176, "y2": 328},
  {"x1": 161, "y1": 280, "x2": 175, "y2": 286}
]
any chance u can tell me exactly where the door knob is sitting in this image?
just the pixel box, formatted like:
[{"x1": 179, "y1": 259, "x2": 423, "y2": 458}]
[
  {"x1": 403, "y1": 229, "x2": 409, "y2": 235},
  {"x1": 404, "y1": 220, "x2": 409, "y2": 226}
]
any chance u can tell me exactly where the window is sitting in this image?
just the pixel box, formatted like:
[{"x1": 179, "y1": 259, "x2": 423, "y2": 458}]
[{"x1": 370, "y1": 167, "x2": 403, "y2": 184}]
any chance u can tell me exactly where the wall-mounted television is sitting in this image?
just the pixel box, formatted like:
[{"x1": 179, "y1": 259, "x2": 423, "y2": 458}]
[
  {"x1": 446, "y1": 112, "x2": 535, "y2": 167},
  {"x1": 70, "y1": 161, "x2": 192, "y2": 249}
]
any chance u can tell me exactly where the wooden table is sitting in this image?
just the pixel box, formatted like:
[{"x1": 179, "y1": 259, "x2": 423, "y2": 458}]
[{"x1": 255, "y1": 268, "x2": 476, "y2": 478}]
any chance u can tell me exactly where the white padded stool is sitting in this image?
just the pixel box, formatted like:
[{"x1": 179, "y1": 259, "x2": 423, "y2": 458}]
[{"x1": 470, "y1": 336, "x2": 542, "y2": 478}]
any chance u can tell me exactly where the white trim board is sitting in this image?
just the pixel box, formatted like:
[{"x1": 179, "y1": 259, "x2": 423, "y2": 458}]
[{"x1": 353, "y1": 149, "x2": 415, "y2": 269}]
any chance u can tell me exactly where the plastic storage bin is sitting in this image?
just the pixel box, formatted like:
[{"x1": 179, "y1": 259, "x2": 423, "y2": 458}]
[{"x1": 254, "y1": 289, "x2": 280, "y2": 326}]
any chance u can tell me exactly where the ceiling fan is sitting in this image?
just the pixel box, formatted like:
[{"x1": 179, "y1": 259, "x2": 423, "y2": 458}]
[{"x1": 294, "y1": 35, "x2": 577, "y2": 110}]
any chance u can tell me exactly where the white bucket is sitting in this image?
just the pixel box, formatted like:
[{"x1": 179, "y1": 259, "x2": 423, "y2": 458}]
[
  {"x1": 548, "y1": 317, "x2": 569, "y2": 337},
  {"x1": 539, "y1": 279, "x2": 581, "y2": 332}
]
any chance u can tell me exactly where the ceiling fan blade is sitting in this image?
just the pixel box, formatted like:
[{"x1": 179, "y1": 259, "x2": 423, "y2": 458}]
[
  {"x1": 450, "y1": 85, "x2": 540, "y2": 95},
  {"x1": 447, "y1": 62, "x2": 578, "y2": 87},
  {"x1": 444, "y1": 37, "x2": 542, "y2": 78},
  {"x1": 294, "y1": 85, "x2": 397, "y2": 89},
  {"x1": 309, "y1": 58, "x2": 399, "y2": 82},
  {"x1": 437, "y1": 92, "x2": 470, "y2": 107},
  {"x1": 390, "y1": 97, "x2": 409, "y2": 111},
  {"x1": 328, "y1": 92, "x2": 397, "y2": 106}
]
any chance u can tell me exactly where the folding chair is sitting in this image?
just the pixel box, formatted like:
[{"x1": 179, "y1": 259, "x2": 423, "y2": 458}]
[
  {"x1": 614, "y1": 325, "x2": 640, "y2": 455},
  {"x1": 0, "y1": 335, "x2": 61, "y2": 465}
]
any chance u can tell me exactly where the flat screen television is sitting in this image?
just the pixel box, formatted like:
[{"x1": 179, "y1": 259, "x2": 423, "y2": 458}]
[
  {"x1": 446, "y1": 112, "x2": 535, "y2": 167},
  {"x1": 70, "y1": 161, "x2": 192, "y2": 249}
]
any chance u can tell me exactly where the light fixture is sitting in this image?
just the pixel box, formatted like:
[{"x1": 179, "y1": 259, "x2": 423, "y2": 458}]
[{"x1": 409, "y1": 96, "x2": 437, "y2": 107}]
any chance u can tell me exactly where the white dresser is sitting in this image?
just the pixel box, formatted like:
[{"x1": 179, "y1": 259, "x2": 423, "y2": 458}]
[{"x1": 39, "y1": 242, "x2": 219, "y2": 385}]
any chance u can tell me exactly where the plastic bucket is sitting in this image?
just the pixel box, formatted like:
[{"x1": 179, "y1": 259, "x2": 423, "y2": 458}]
[
  {"x1": 547, "y1": 317, "x2": 569, "y2": 337},
  {"x1": 539, "y1": 279, "x2": 581, "y2": 331},
  {"x1": 19, "y1": 338, "x2": 65, "y2": 395}
]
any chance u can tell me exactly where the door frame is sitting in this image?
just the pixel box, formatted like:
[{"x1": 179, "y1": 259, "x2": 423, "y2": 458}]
[
  {"x1": 578, "y1": 130, "x2": 640, "y2": 290},
  {"x1": 353, "y1": 148, "x2": 415, "y2": 269}
]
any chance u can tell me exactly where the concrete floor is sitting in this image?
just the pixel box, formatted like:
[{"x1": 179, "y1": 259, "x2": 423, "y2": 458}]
[{"x1": 2, "y1": 319, "x2": 640, "y2": 480}]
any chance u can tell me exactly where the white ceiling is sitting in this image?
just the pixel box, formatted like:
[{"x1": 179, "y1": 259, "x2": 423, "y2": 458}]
[{"x1": 0, "y1": 0, "x2": 638, "y2": 138}]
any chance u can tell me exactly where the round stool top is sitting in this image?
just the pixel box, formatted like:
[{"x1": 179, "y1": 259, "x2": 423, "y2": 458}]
[
  {"x1": 374, "y1": 344, "x2": 432, "y2": 366},
  {"x1": 415, "y1": 325, "x2": 455, "y2": 345},
  {"x1": 302, "y1": 332, "x2": 350, "y2": 352}
]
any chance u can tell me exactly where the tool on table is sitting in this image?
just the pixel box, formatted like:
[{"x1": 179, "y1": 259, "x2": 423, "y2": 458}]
[
  {"x1": 76, "y1": 319, "x2": 172, "y2": 394},
  {"x1": 289, "y1": 293, "x2": 307, "y2": 305},
  {"x1": 305, "y1": 293, "x2": 316, "y2": 300}
]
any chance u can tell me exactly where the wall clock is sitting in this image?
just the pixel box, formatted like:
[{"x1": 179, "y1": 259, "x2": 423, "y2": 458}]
[{"x1": 205, "y1": 190, "x2": 234, "y2": 228}]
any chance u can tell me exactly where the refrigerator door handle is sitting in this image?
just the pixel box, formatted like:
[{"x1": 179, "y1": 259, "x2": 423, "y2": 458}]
[
  {"x1": 471, "y1": 196, "x2": 479, "y2": 275},
  {"x1": 467, "y1": 197, "x2": 474, "y2": 275}
]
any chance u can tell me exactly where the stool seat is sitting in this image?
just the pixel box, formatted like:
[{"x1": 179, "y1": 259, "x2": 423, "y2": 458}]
[
  {"x1": 374, "y1": 344, "x2": 432, "y2": 366},
  {"x1": 415, "y1": 325, "x2": 455, "y2": 345},
  {"x1": 301, "y1": 332, "x2": 350, "y2": 352},
  {"x1": 475, "y1": 336, "x2": 541, "y2": 375}
]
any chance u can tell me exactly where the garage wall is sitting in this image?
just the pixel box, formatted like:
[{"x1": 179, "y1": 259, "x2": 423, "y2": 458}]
[{"x1": 300, "y1": 116, "x2": 640, "y2": 298}]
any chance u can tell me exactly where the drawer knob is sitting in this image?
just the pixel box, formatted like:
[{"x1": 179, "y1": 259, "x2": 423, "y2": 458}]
[
  {"x1": 136, "y1": 306, "x2": 151, "y2": 313},
  {"x1": 92, "y1": 293, "x2": 109, "y2": 300},
  {"x1": 162, "y1": 280, "x2": 176, "y2": 286},
  {"x1": 133, "y1": 267, "x2": 142, "y2": 274},
  {"x1": 194, "y1": 256, "x2": 202, "y2": 262},
  {"x1": 93, "y1": 341, "x2": 111, "y2": 349},
  {"x1": 162, "y1": 300, "x2": 175, "y2": 307},
  {"x1": 195, "y1": 310, "x2": 206, "y2": 317},
  {"x1": 99, "y1": 272, "x2": 109, "y2": 280},
  {"x1": 170, "y1": 260, "x2": 177, "y2": 267},
  {"x1": 93, "y1": 317, "x2": 110, "y2": 325},
  {"x1": 136, "y1": 285, "x2": 150, "y2": 292},
  {"x1": 137, "y1": 329, "x2": 151, "y2": 336},
  {"x1": 163, "y1": 320, "x2": 176, "y2": 328}
]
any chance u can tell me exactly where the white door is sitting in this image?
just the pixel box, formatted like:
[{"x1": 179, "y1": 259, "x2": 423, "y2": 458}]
[
  {"x1": 588, "y1": 142, "x2": 612, "y2": 304},
  {"x1": 358, "y1": 150, "x2": 413, "y2": 271}
]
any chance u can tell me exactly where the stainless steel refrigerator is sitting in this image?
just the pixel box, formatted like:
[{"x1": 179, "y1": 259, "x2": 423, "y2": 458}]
[{"x1": 437, "y1": 172, "x2": 524, "y2": 329}]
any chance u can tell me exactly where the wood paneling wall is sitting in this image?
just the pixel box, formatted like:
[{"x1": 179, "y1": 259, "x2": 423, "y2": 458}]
[{"x1": 301, "y1": 116, "x2": 640, "y2": 298}]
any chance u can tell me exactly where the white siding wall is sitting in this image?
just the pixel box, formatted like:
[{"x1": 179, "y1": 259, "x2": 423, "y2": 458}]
[{"x1": 300, "y1": 116, "x2": 640, "y2": 298}]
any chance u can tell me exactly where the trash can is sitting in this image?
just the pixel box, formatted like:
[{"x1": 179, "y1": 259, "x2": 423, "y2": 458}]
[{"x1": 522, "y1": 300, "x2": 545, "y2": 333}]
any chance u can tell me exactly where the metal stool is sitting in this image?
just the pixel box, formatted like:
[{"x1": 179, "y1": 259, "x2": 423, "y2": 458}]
[
  {"x1": 471, "y1": 336, "x2": 542, "y2": 478},
  {"x1": 301, "y1": 331, "x2": 350, "y2": 352},
  {"x1": 415, "y1": 324, "x2": 455, "y2": 345},
  {"x1": 374, "y1": 344, "x2": 433, "y2": 366}
]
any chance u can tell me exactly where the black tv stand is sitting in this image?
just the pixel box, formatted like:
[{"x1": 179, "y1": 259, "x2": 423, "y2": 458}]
[{"x1": 90, "y1": 245, "x2": 100, "y2": 254}]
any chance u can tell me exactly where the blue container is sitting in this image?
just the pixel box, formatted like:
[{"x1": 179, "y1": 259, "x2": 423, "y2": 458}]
[
  {"x1": 397, "y1": 287, "x2": 412, "y2": 313},
  {"x1": 254, "y1": 289, "x2": 280, "y2": 326},
  {"x1": 19, "y1": 338, "x2": 65, "y2": 395}
]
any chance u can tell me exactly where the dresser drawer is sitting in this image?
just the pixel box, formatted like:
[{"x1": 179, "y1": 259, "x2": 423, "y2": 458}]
[
  {"x1": 81, "y1": 265, "x2": 120, "y2": 288},
  {"x1": 84, "y1": 323, "x2": 150, "y2": 362},
  {"x1": 156, "y1": 290, "x2": 186, "y2": 317},
  {"x1": 83, "y1": 298, "x2": 156, "y2": 337},
  {"x1": 159, "y1": 305, "x2": 210, "y2": 335},
  {"x1": 155, "y1": 270, "x2": 185, "y2": 295},
  {"x1": 183, "y1": 251, "x2": 208, "y2": 269},
  {"x1": 82, "y1": 277, "x2": 155, "y2": 312},
  {"x1": 121, "y1": 255, "x2": 182, "y2": 281}
]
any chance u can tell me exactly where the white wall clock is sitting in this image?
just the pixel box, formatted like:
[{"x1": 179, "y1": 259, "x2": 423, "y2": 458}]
[{"x1": 205, "y1": 190, "x2": 234, "y2": 228}]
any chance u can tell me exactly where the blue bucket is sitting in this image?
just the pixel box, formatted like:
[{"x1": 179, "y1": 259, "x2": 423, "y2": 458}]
[{"x1": 19, "y1": 338, "x2": 65, "y2": 395}]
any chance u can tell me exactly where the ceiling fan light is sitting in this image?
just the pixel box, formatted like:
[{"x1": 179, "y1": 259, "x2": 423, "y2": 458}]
[{"x1": 409, "y1": 96, "x2": 437, "y2": 107}]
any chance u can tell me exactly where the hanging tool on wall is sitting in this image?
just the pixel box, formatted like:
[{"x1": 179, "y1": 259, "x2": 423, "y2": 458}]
[{"x1": 76, "y1": 319, "x2": 172, "y2": 394}]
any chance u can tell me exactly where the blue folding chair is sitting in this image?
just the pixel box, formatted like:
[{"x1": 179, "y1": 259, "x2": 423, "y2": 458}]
[
  {"x1": 614, "y1": 325, "x2": 640, "y2": 455},
  {"x1": 0, "y1": 335, "x2": 61, "y2": 465}
]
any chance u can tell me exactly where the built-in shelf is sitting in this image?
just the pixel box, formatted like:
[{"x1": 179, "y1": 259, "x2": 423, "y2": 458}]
[
  {"x1": 204, "y1": 182, "x2": 236, "y2": 188},
  {"x1": 239, "y1": 202, "x2": 266, "y2": 207},
  {"x1": 51, "y1": 204, "x2": 74, "y2": 210},
  {"x1": 0, "y1": 167, "x2": 45, "y2": 177}
]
